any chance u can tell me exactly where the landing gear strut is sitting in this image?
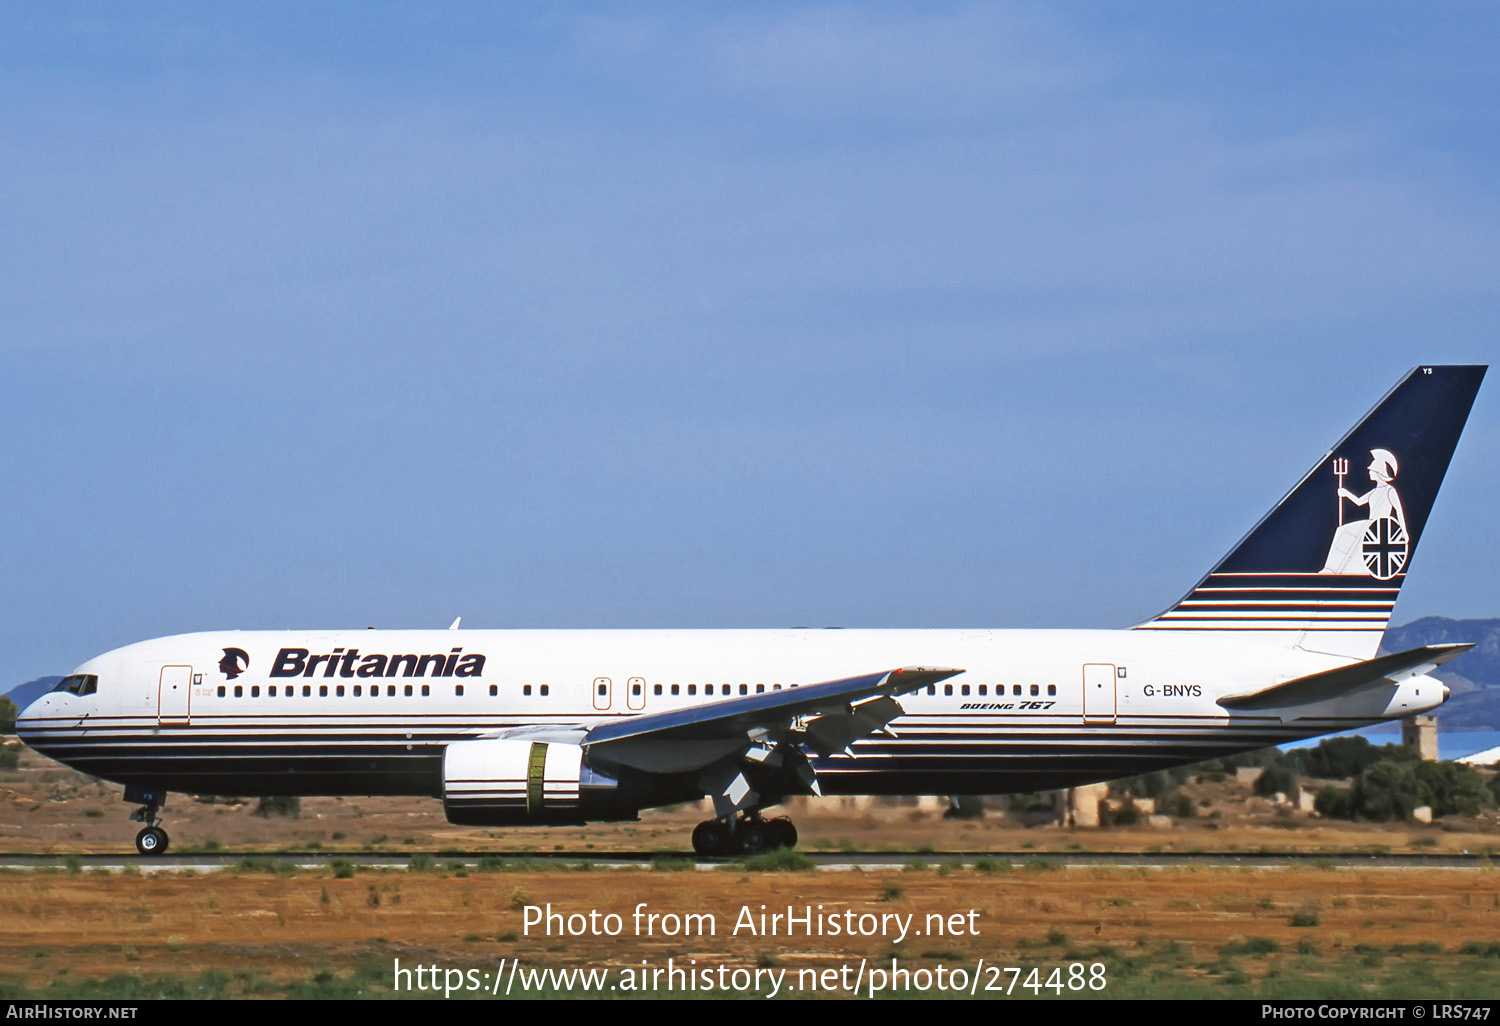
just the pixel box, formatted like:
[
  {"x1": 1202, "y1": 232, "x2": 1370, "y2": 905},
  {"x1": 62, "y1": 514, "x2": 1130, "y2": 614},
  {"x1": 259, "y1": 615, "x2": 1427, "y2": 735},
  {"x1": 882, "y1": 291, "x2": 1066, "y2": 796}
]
[
  {"x1": 690, "y1": 813, "x2": 798, "y2": 856},
  {"x1": 125, "y1": 784, "x2": 169, "y2": 856}
]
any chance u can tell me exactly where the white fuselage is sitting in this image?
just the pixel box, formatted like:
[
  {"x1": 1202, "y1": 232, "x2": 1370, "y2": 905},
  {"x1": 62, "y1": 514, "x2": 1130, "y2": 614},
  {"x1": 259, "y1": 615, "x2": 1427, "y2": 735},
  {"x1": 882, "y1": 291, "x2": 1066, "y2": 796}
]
[{"x1": 17, "y1": 627, "x2": 1443, "y2": 805}]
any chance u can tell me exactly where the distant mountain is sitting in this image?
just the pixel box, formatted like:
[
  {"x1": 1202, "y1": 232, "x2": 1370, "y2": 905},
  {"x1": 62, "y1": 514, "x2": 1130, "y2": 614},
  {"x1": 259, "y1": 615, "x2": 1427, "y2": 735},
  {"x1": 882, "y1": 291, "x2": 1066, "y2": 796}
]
[
  {"x1": 2, "y1": 677, "x2": 61, "y2": 713},
  {"x1": 1381, "y1": 618, "x2": 1500, "y2": 730},
  {"x1": 1382, "y1": 617, "x2": 1500, "y2": 687}
]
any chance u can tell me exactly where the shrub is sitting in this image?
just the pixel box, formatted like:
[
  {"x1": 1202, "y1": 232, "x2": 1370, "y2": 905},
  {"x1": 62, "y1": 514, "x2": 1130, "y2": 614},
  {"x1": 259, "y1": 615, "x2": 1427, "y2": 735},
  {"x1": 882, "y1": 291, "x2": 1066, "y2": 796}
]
[
  {"x1": 0, "y1": 696, "x2": 17, "y2": 735},
  {"x1": 253, "y1": 796, "x2": 301, "y2": 819},
  {"x1": 1413, "y1": 761, "x2": 1492, "y2": 818},
  {"x1": 1254, "y1": 763, "x2": 1299, "y2": 798}
]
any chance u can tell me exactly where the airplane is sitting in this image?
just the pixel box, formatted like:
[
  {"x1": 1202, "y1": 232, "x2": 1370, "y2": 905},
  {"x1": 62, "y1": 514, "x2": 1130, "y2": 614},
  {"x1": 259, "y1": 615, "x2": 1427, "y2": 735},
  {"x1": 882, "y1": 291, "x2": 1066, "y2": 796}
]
[{"x1": 16, "y1": 364, "x2": 1486, "y2": 857}]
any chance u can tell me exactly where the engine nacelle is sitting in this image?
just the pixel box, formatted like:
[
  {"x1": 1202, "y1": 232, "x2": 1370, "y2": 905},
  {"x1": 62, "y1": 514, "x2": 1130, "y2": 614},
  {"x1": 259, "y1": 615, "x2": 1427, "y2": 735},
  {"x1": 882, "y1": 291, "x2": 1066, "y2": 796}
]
[{"x1": 442, "y1": 738, "x2": 627, "y2": 826}]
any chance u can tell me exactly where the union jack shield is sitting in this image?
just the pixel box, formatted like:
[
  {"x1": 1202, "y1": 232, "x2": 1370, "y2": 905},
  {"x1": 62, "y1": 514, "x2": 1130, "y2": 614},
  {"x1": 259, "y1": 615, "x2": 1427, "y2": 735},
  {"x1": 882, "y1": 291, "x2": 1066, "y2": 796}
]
[{"x1": 1361, "y1": 516, "x2": 1408, "y2": 580}]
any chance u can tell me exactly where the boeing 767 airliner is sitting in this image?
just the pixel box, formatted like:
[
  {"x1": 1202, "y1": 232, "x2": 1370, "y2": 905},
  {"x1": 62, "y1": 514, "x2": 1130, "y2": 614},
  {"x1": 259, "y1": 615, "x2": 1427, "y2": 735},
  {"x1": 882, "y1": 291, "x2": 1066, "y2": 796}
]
[{"x1": 17, "y1": 365, "x2": 1486, "y2": 855}]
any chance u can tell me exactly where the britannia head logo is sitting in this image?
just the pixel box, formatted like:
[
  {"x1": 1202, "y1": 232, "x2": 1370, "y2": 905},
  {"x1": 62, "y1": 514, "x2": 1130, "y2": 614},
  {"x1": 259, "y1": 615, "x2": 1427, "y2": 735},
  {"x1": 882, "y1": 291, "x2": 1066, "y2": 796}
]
[{"x1": 219, "y1": 647, "x2": 250, "y2": 679}]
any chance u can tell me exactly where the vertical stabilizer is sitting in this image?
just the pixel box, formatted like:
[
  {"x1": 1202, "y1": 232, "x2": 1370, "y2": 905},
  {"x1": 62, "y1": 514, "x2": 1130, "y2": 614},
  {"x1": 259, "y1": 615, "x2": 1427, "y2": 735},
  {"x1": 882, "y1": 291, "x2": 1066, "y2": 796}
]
[{"x1": 1136, "y1": 365, "x2": 1485, "y2": 659}]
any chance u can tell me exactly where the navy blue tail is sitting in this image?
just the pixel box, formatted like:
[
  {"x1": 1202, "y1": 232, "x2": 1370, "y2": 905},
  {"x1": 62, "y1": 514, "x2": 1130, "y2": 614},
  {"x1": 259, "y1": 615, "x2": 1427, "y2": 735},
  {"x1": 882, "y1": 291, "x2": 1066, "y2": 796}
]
[{"x1": 1138, "y1": 365, "x2": 1486, "y2": 658}]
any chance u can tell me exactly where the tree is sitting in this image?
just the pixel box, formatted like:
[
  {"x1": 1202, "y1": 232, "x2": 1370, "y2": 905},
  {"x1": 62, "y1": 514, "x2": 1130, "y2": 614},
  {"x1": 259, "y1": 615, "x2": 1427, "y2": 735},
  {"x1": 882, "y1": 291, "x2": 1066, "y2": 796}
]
[{"x1": 0, "y1": 696, "x2": 16, "y2": 735}]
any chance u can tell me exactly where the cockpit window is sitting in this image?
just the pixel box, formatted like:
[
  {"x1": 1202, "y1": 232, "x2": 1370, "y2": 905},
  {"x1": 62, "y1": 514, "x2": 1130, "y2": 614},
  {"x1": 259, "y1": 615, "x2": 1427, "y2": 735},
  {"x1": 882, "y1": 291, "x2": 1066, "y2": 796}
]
[{"x1": 51, "y1": 675, "x2": 98, "y2": 696}]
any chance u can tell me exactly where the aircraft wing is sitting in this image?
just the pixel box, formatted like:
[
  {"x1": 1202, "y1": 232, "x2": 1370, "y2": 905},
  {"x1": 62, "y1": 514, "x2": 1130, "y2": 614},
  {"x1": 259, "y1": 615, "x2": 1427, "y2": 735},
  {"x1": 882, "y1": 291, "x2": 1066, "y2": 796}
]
[
  {"x1": 496, "y1": 666, "x2": 961, "y2": 819},
  {"x1": 1217, "y1": 643, "x2": 1471, "y2": 712}
]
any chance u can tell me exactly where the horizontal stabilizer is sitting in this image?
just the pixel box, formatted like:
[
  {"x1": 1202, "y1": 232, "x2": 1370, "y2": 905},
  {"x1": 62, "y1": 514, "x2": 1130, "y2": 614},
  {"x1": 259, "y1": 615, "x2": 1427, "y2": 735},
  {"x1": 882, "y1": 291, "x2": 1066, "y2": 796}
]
[{"x1": 1217, "y1": 643, "x2": 1471, "y2": 712}]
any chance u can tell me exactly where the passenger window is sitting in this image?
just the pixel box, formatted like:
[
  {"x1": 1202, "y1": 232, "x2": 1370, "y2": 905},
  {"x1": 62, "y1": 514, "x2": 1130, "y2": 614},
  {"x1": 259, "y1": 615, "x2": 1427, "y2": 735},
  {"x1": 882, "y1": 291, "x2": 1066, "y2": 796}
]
[
  {"x1": 540, "y1": 684, "x2": 549, "y2": 696},
  {"x1": 978, "y1": 685, "x2": 987, "y2": 696},
  {"x1": 404, "y1": 684, "x2": 413, "y2": 697},
  {"x1": 319, "y1": 685, "x2": 328, "y2": 697},
  {"x1": 1030, "y1": 684, "x2": 1039, "y2": 696},
  {"x1": 654, "y1": 684, "x2": 663, "y2": 695},
  {"x1": 251, "y1": 686, "x2": 260, "y2": 698},
  {"x1": 335, "y1": 685, "x2": 344, "y2": 697},
  {"x1": 944, "y1": 684, "x2": 953, "y2": 696},
  {"x1": 671, "y1": 684, "x2": 680, "y2": 696},
  {"x1": 1047, "y1": 684, "x2": 1057, "y2": 696},
  {"x1": 234, "y1": 685, "x2": 243, "y2": 698},
  {"x1": 489, "y1": 684, "x2": 498, "y2": 696},
  {"x1": 688, "y1": 685, "x2": 697, "y2": 695},
  {"x1": 217, "y1": 685, "x2": 225, "y2": 698},
  {"x1": 455, "y1": 685, "x2": 464, "y2": 696},
  {"x1": 524, "y1": 684, "x2": 532, "y2": 696}
]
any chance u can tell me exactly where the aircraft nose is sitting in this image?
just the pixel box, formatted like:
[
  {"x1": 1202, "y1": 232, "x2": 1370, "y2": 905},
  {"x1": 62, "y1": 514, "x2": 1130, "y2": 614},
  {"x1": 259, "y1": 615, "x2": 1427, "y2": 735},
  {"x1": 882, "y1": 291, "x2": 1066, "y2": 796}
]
[{"x1": 15, "y1": 694, "x2": 50, "y2": 741}]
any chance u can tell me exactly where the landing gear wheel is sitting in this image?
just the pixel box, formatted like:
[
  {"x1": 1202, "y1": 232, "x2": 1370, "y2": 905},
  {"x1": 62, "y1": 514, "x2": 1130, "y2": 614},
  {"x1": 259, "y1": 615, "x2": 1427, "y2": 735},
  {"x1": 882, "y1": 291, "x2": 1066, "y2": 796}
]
[
  {"x1": 135, "y1": 826, "x2": 168, "y2": 856},
  {"x1": 692, "y1": 820, "x2": 728, "y2": 856},
  {"x1": 765, "y1": 817, "x2": 798, "y2": 849},
  {"x1": 735, "y1": 822, "x2": 768, "y2": 855}
]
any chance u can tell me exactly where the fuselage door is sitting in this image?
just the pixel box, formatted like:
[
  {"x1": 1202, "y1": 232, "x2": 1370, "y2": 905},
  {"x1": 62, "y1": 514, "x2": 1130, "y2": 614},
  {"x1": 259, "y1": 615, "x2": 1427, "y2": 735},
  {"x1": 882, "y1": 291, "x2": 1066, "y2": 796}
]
[
  {"x1": 157, "y1": 665, "x2": 193, "y2": 724},
  {"x1": 626, "y1": 676, "x2": 646, "y2": 711},
  {"x1": 1082, "y1": 663, "x2": 1117, "y2": 724},
  {"x1": 592, "y1": 676, "x2": 612, "y2": 712}
]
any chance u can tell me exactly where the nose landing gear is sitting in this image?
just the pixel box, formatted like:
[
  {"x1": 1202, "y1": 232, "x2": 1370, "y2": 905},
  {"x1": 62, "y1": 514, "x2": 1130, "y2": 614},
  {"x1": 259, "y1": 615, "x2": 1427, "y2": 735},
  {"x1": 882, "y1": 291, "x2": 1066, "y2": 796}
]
[
  {"x1": 690, "y1": 813, "x2": 798, "y2": 856},
  {"x1": 125, "y1": 784, "x2": 169, "y2": 856}
]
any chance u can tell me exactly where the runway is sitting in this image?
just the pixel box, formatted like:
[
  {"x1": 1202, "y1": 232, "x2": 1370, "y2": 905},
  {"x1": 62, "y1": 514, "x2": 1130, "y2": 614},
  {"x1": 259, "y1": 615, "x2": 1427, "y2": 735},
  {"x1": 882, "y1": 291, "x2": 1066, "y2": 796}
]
[{"x1": 0, "y1": 849, "x2": 1490, "y2": 871}]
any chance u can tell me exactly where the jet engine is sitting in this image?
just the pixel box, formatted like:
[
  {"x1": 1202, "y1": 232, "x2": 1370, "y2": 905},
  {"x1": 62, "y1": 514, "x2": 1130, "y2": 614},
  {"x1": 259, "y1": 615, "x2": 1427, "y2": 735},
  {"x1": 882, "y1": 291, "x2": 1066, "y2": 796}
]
[{"x1": 441, "y1": 738, "x2": 627, "y2": 826}]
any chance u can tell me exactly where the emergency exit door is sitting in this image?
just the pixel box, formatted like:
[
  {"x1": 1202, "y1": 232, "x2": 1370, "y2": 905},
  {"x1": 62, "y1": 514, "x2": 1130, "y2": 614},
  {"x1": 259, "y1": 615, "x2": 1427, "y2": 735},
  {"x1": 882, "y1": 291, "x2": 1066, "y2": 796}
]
[
  {"x1": 157, "y1": 665, "x2": 193, "y2": 724},
  {"x1": 1082, "y1": 663, "x2": 1117, "y2": 723}
]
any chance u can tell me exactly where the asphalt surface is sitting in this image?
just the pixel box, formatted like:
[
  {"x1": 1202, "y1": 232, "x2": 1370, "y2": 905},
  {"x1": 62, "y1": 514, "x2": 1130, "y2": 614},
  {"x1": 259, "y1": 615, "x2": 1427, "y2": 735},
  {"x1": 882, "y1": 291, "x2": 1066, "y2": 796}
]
[{"x1": 0, "y1": 850, "x2": 1490, "y2": 871}]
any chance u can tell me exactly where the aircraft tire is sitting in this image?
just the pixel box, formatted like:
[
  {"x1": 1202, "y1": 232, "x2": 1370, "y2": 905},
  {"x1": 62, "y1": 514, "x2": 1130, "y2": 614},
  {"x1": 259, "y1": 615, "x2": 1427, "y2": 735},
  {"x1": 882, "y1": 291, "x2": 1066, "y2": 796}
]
[
  {"x1": 765, "y1": 817, "x2": 797, "y2": 849},
  {"x1": 135, "y1": 826, "x2": 168, "y2": 856},
  {"x1": 735, "y1": 823, "x2": 767, "y2": 855},
  {"x1": 691, "y1": 820, "x2": 728, "y2": 855}
]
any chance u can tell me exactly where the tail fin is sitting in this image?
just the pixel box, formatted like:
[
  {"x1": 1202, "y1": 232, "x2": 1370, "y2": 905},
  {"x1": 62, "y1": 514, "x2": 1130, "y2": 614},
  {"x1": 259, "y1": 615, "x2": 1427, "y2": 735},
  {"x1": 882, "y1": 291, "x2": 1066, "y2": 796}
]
[{"x1": 1137, "y1": 364, "x2": 1486, "y2": 659}]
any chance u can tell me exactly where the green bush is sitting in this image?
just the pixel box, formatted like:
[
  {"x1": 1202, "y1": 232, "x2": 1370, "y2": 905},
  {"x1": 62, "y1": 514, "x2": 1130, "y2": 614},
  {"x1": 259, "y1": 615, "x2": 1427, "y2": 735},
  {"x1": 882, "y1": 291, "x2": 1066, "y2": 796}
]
[
  {"x1": 1299, "y1": 736, "x2": 1419, "y2": 780},
  {"x1": 0, "y1": 696, "x2": 17, "y2": 735},
  {"x1": 1315, "y1": 784, "x2": 1355, "y2": 819},
  {"x1": 253, "y1": 796, "x2": 301, "y2": 819},
  {"x1": 1314, "y1": 759, "x2": 1491, "y2": 821},
  {"x1": 1162, "y1": 793, "x2": 1197, "y2": 819},
  {"x1": 1254, "y1": 763, "x2": 1299, "y2": 798},
  {"x1": 1413, "y1": 761, "x2": 1492, "y2": 817}
]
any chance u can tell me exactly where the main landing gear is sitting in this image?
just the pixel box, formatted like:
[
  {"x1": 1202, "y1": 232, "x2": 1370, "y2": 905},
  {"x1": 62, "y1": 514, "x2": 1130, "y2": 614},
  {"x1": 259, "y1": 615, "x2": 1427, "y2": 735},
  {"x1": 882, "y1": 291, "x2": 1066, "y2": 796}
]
[
  {"x1": 125, "y1": 784, "x2": 169, "y2": 856},
  {"x1": 691, "y1": 814, "x2": 798, "y2": 856}
]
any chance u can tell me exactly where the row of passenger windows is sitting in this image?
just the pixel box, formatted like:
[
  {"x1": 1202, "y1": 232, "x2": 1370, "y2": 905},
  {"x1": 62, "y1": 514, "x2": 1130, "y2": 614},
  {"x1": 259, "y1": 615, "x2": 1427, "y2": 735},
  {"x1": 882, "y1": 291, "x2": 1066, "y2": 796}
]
[
  {"x1": 929, "y1": 683, "x2": 1057, "y2": 697},
  {"x1": 219, "y1": 682, "x2": 447, "y2": 699},
  {"x1": 215, "y1": 680, "x2": 1056, "y2": 700}
]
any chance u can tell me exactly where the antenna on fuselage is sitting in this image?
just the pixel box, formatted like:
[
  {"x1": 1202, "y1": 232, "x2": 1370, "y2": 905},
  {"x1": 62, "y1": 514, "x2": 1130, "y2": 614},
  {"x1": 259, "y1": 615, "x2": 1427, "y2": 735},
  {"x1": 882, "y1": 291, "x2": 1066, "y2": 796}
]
[{"x1": 448, "y1": 617, "x2": 462, "y2": 630}]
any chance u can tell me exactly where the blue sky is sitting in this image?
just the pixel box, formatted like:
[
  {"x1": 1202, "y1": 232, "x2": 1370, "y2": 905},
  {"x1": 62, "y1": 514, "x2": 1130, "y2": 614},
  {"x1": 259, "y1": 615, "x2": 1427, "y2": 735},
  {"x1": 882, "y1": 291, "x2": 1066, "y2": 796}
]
[{"x1": 2, "y1": 4, "x2": 1497, "y2": 685}]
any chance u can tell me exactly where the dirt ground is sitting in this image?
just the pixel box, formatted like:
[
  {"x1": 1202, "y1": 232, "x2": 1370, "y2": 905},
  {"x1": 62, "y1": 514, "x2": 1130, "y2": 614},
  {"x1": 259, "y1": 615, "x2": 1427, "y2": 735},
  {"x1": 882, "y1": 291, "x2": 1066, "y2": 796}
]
[
  {"x1": 3, "y1": 862, "x2": 1498, "y2": 998},
  {"x1": 3, "y1": 742, "x2": 1498, "y2": 857},
  {"x1": 4, "y1": 744, "x2": 1500, "y2": 998}
]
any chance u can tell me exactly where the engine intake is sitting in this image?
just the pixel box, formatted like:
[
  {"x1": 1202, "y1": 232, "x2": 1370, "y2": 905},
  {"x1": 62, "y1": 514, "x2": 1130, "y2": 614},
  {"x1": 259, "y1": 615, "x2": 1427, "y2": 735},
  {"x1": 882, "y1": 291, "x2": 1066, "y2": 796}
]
[{"x1": 442, "y1": 738, "x2": 626, "y2": 826}]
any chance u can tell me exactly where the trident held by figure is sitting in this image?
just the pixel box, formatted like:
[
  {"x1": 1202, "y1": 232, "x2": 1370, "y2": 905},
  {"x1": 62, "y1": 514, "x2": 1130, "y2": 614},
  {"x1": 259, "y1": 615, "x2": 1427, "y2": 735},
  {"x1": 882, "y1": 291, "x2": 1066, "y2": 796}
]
[{"x1": 1333, "y1": 457, "x2": 1349, "y2": 525}]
